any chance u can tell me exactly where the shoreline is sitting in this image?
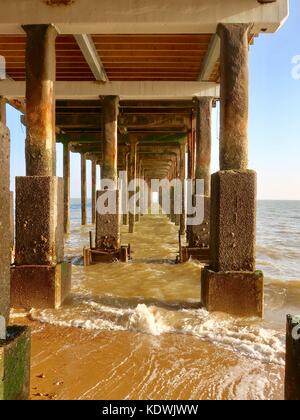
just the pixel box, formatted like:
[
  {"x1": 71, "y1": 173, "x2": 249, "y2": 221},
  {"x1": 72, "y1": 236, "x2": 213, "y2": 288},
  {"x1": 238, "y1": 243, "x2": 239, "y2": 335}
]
[{"x1": 12, "y1": 317, "x2": 284, "y2": 400}]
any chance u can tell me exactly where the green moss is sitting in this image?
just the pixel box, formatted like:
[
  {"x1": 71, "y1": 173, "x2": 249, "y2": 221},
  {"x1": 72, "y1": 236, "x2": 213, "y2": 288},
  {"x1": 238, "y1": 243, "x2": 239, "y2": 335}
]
[{"x1": 0, "y1": 326, "x2": 30, "y2": 401}]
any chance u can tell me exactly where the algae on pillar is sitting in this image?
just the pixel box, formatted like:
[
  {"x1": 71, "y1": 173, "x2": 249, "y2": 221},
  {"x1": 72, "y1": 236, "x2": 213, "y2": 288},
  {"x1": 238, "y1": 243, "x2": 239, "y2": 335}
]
[
  {"x1": 11, "y1": 24, "x2": 71, "y2": 310},
  {"x1": 201, "y1": 23, "x2": 263, "y2": 317}
]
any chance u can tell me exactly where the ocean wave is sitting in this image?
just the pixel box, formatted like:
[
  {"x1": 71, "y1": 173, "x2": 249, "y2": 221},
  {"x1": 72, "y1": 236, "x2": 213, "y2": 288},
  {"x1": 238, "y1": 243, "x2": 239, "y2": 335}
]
[{"x1": 29, "y1": 302, "x2": 285, "y2": 366}]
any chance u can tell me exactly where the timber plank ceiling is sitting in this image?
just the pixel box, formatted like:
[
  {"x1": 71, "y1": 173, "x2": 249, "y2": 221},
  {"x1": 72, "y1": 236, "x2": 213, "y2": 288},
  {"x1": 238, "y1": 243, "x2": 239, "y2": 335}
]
[{"x1": 0, "y1": 33, "x2": 215, "y2": 82}]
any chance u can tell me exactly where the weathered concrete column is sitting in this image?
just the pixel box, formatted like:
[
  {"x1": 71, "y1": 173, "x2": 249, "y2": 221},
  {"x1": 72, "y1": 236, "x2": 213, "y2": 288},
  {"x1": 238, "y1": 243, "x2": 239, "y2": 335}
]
[
  {"x1": 218, "y1": 23, "x2": 251, "y2": 171},
  {"x1": 0, "y1": 121, "x2": 31, "y2": 401},
  {"x1": 122, "y1": 152, "x2": 129, "y2": 225},
  {"x1": 179, "y1": 142, "x2": 186, "y2": 235},
  {"x1": 188, "y1": 97, "x2": 213, "y2": 248},
  {"x1": 81, "y1": 153, "x2": 87, "y2": 226},
  {"x1": 0, "y1": 96, "x2": 6, "y2": 126},
  {"x1": 63, "y1": 142, "x2": 70, "y2": 234},
  {"x1": 201, "y1": 23, "x2": 263, "y2": 317},
  {"x1": 285, "y1": 315, "x2": 300, "y2": 400},
  {"x1": 102, "y1": 96, "x2": 119, "y2": 186},
  {"x1": 96, "y1": 96, "x2": 121, "y2": 250},
  {"x1": 23, "y1": 25, "x2": 57, "y2": 177},
  {"x1": 128, "y1": 135, "x2": 137, "y2": 233},
  {"x1": 134, "y1": 159, "x2": 141, "y2": 222},
  {"x1": 195, "y1": 97, "x2": 213, "y2": 196},
  {"x1": 174, "y1": 154, "x2": 180, "y2": 226},
  {"x1": 11, "y1": 24, "x2": 71, "y2": 311},
  {"x1": 0, "y1": 122, "x2": 10, "y2": 326},
  {"x1": 91, "y1": 160, "x2": 96, "y2": 224}
]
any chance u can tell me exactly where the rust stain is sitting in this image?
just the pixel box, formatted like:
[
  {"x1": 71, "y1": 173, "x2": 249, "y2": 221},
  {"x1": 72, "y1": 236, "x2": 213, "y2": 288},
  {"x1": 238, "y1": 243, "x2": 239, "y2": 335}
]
[{"x1": 44, "y1": 0, "x2": 75, "y2": 6}]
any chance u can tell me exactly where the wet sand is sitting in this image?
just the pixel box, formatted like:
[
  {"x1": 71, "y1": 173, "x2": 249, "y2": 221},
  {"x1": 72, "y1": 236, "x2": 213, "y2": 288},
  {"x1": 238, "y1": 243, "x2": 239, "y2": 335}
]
[
  {"x1": 10, "y1": 211, "x2": 291, "y2": 400},
  {"x1": 12, "y1": 317, "x2": 283, "y2": 400}
]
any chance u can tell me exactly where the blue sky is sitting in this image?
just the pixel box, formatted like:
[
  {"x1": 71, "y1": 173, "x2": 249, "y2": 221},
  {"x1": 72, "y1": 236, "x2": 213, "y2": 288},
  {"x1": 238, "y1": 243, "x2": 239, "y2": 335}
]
[{"x1": 6, "y1": 0, "x2": 300, "y2": 200}]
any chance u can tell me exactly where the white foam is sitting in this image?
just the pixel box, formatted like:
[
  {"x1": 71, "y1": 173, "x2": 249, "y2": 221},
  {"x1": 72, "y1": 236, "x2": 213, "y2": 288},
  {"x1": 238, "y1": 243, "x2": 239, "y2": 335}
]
[
  {"x1": 29, "y1": 302, "x2": 285, "y2": 365},
  {"x1": 127, "y1": 304, "x2": 172, "y2": 336}
]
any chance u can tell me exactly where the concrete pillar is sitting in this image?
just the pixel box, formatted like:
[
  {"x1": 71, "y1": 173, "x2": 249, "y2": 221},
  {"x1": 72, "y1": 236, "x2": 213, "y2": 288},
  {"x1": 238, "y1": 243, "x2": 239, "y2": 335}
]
[
  {"x1": 102, "y1": 96, "x2": 119, "y2": 187},
  {"x1": 0, "y1": 122, "x2": 11, "y2": 325},
  {"x1": 0, "y1": 120, "x2": 31, "y2": 401},
  {"x1": 218, "y1": 23, "x2": 251, "y2": 171},
  {"x1": 96, "y1": 96, "x2": 120, "y2": 250},
  {"x1": 174, "y1": 154, "x2": 180, "y2": 226},
  {"x1": 11, "y1": 24, "x2": 71, "y2": 311},
  {"x1": 91, "y1": 160, "x2": 96, "y2": 224},
  {"x1": 23, "y1": 25, "x2": 57, "y2": 177},
  {"x1": 81, "y1": 153, "x2": 87, "y2": 226},
  {"x1": 134, "y1": 159, "x2": 141, "y2": 222},
  {"x1": 0, "y1": 96, "x2": 6, "y2": 126},
  {"x1": 201, "y1": 23, "x2": 263, "y2": 318},
  {"x1": 122, "y1": 152, "x2": 129, "y2": 225},
  {"x1": 195, "y1": 97, "x2": 213, "y2": 196},
  {"x1": 63, "y1": 142, "x2": 70, "y2": 234},
  {"x1": 285, "y1": 315, "x2": 300, "y2": 400},
  {"x1": 188, "y1": 97, "x2": 213, "y2": 248},
  {"x1": 179, "y1": 142, "x2": 186, "y2": 235},
  {"x1": 128, "y1": 136, "x2": 137, "y2": 233}
]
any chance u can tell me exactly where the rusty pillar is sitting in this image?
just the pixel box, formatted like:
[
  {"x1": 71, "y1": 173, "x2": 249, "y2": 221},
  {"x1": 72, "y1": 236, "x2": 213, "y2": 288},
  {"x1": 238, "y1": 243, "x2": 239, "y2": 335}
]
[
  {"x1": 285, "y1": 315, "x2": 300, "y2": 400},
  {"x1": 122, "y1": 152, "x2": 129, "y2": 225},
  {"x1": 12, "y1": 24, "x2": 71, "y2": 311},
  {"x1": 81, "y1": 153, "x2": 87, "y2": 226},
  {"x1": 135, "y1": 159, "x2": 142, "y2": 222},
  {"x1": 218, "y1": 23, "x2": 251, "y2": 171},
  {"x1": 63, "y1": 142, "x2": 70, "y2": 234},
  {"x1": 0, "y1": 97, "x2": 6, "y2": 125},
  {"x1": 179, "y1": 142, "x2": 186, "y2": 235},
  {"x1": 128, "y1": 136, "x2": 137, "y2": 233},
  {"x1": 102, "y1": 96, "x2": 119, "y2": 187},
  {"x1": 91, "y1": 160, "x2": 96, "y2": 224},
  {"x1": 95, "y1": 96, "x2": 120, "y2": 251},
  {"x1": 23, "y1": 25, "x2": 57, "y2": 177},
  {"x1": 201, "y1": 23, "x2": 263, "y2": 317},
  {"x1": 188, "y1": 97, "x2": 213, "y2": 248},
  {"x1": 0, "y1": 122, "x2": 10, "y2": 325},
  {"x1": 195, "y1": 97, "x2": 213, "y2": 196}
]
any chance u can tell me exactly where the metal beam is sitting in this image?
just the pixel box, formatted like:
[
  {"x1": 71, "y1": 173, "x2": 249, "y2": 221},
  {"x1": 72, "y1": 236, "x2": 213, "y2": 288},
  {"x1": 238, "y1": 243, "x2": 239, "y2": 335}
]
[{"x1": 74, "y1": 34, "x2": 108, "y2": 82}]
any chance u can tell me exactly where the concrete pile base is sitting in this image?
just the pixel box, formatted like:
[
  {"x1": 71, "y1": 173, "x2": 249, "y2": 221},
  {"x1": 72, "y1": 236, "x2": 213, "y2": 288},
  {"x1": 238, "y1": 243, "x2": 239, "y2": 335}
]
[
  {"x1": 201, "y1": 268, "x2": 263, "y2": 317},
  {"x1": 201, "y1": 170, "x2": 264, "y2": 317},
  {"x1": 11, "y1": 262, "x2": 72, "y2": 310},
  {"x1": 0, "y1": 326, "x2": 31, "y2": 400}
]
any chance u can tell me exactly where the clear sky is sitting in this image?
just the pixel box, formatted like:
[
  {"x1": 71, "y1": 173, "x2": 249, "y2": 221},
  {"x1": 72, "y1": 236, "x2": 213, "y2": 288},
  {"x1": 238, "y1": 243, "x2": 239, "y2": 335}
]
[{"x1": 6, "y1": 0, "x2": 300, "y2": 200}]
